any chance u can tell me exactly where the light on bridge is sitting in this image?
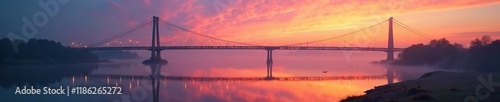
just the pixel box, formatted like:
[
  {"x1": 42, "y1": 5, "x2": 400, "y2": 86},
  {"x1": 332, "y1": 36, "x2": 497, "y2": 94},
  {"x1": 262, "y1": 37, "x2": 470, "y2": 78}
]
[{"x1": 70, "y1": 42, "x2": 76, "y2": 47}]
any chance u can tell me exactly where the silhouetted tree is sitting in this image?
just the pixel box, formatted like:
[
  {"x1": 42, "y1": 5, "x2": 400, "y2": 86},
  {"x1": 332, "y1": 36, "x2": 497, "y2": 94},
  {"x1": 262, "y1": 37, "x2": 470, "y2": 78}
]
[
  {"x1": 467, "y1": 35, "x2": 500, "y2": 72},
  {"x1": 395, "y1": 35, "x2": 500, "y2": 72},
  {"x1": 0, "y1": 38, "x2": 15, "y2": 61},
  {"x1": 470, "y1": 35, "x2": 492, "y2": 48},
  {"x1": 395, "y1": 38, "x2": 463, "y2": 66}
]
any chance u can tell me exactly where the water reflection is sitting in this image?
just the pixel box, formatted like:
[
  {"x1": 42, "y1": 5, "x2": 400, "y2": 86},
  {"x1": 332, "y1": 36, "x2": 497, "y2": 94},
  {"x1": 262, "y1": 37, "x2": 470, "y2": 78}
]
[
  {"x1": 87, "y1": 62, "x2": 395, "y2": 102},
  {"x1": 1, "y1": 52, "x2": 419, "y2": 102},
  {"x1": 0, "y1": 65, "x2": 97, "y2": 88},
  {"x1": 148, "y1": 63, "x2": 162, "y2": 102},
  {"x1": 0, "y1": 64, "x2": 393, "y2": 102},
  {"x1": 387, "y1": 67, "x2": 394, "y2": 84}
]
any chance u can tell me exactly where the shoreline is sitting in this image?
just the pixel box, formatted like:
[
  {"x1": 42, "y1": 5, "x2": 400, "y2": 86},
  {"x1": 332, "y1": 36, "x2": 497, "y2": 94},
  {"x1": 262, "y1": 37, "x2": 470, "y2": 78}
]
[
  {"x1": 0, "y1": 59, "x2": 112, "y2": 65},
  {"x1": 341, "y1": 71, "x2": 500, "y2": 102}
]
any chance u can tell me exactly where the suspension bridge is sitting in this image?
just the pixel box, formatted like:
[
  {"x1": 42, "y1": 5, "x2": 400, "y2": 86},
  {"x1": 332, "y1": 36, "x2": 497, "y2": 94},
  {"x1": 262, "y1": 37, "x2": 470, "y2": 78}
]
[{"x1": 73, "y1": 16, "x2": 432, "y2": 79}]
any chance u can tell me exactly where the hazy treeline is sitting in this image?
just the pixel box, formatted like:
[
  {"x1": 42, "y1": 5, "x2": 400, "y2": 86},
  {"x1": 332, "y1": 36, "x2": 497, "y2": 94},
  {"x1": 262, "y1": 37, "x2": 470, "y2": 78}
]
[
  {"x1": 0, "y1": 38, "x2": 99, "y2": 64},
  {"x1": 395, "y1": 35, "x2": 500, "y2": 72}
]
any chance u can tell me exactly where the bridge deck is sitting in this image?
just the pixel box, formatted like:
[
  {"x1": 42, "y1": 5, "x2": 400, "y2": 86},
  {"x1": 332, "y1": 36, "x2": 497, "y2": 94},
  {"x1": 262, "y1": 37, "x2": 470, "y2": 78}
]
[{"x1": 75, "y1": 46, "x2": 404, "y2": 51}]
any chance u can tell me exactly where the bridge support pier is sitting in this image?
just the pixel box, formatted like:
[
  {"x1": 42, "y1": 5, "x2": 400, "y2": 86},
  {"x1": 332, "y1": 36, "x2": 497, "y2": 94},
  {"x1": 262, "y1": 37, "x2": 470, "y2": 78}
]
[
  {"x1": 143, "y1": 16, "x2": 168, "y2": 64},
  {"x1": 144, "y1": 50, "x2": 168, "y2": 64},
  {"x1": 265, "y1": 49, "x2": 274, "y2": 80}
]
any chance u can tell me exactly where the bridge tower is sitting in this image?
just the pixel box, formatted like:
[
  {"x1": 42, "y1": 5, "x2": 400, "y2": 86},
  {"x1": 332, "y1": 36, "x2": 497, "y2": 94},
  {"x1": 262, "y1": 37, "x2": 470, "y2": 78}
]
[
  {"x1": 386, "y1": 17, "x2": 395, "y2": 61},
  {"x1": 143, "y1": 16, "x2": 168, "y2": 64}
]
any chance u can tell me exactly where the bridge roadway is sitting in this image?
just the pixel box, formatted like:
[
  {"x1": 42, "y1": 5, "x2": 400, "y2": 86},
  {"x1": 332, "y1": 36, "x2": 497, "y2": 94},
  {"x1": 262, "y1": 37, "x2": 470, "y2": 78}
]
[
  {"x1": 75, "y1": 46, "x2": 404, "y2": 51},
  {"x1": 86, "y1": 74, "x2": 387, "y2": 81}
]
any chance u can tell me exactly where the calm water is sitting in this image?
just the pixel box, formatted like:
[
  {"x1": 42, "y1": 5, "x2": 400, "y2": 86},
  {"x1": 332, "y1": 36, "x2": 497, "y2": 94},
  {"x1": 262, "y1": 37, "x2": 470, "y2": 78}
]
[{"x1": 0, "y1": 50, "x2": 441, "y2": 102}]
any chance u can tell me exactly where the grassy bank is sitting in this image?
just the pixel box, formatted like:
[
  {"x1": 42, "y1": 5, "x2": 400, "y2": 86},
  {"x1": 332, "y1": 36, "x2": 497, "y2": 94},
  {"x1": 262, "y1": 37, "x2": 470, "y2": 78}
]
[{"x1": 341, "y1": 71, "x2": 500, "y2": 102}]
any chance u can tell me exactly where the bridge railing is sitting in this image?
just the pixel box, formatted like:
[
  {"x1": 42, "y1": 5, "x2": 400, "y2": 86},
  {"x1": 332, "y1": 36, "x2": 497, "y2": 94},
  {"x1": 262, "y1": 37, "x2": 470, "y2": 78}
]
[{"x1": 73, "y1": 46, "x2": 404, "y2": 51}]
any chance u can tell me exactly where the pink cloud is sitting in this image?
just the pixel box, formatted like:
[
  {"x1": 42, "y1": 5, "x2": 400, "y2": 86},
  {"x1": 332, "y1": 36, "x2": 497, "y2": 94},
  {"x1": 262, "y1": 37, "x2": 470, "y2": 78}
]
[{"x1": 90, "y1": 0, "x2": 500, "y2": 46}]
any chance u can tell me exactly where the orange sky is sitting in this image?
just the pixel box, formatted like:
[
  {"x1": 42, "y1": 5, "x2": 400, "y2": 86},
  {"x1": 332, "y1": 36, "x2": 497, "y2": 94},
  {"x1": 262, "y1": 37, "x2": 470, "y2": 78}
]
[
  {"x1": 10, "y1": 0, "x2": 497, "y2": 47},
  {"x1": 152, "y1": 0, "x2": 500, "y2": 47}
]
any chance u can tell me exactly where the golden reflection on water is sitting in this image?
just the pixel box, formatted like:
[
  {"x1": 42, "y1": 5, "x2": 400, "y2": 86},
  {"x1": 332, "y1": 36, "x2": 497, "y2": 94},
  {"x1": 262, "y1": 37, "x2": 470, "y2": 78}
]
[
  {"x1": 84, "y1": 75, "x2": 87, "y2": 84},
  {"x1": 156, "y1": 67, "x2": 398, "y2": 102},
  {"x1": 129, "y1": 82, "x2": 132, "y2": 91},
  {"x1": 65, "y1": 68, "x2": 396, "y2": 102},
  {"x1": 169, "y1": 79, "x2": 390, "y2": 101}
]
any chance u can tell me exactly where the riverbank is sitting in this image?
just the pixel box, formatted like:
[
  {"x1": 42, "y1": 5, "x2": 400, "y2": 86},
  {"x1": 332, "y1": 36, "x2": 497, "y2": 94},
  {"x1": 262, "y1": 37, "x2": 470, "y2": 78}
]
[
  {"x1": 341, "y1": 71, "x2": 500, "y2": 102},
  {"x1": 0, "y1": 59, "x2": 111, "y2": 65}
]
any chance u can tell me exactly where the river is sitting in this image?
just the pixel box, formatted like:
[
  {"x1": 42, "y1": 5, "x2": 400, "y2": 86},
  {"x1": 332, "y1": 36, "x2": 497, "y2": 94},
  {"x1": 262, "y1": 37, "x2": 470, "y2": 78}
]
[{"x1": 0, "y1": 50, "x2": 442, "y2": 102}]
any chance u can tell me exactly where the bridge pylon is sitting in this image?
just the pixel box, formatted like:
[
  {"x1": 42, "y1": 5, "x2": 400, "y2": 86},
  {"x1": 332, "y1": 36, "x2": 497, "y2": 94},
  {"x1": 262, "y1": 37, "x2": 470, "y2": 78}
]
[
  {"x1": 143, "y1": 16, "x2": 168, "y2": 64},
  {"x1": 386, "y1": 17, "x2": 395, "y2": 61}
]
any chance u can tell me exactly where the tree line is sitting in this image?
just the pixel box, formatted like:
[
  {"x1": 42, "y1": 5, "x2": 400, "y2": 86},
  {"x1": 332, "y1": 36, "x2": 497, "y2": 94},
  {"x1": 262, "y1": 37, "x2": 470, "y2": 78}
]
[
  {"x1": 394, "y1": 35, "x2": 500, "y2": 72},
  {"x1": 0, "y1": 38, "x2": 100, "y2": 64}
]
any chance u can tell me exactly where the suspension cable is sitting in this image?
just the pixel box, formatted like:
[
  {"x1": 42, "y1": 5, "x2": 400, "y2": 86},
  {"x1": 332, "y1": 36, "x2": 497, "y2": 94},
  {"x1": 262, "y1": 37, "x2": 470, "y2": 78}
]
[
  {"x1": 87, "y1": 18, "x2": 153, "y2": 47},
  {"x1": 159, "y1": 20, "x2": 262, "y2": 46},
  {"x1": 280, "y1": 19, "x2": 389, "y2": 46},
  {"x1": 393, "y1": 19, "x2": 434, "y2": 40}
]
